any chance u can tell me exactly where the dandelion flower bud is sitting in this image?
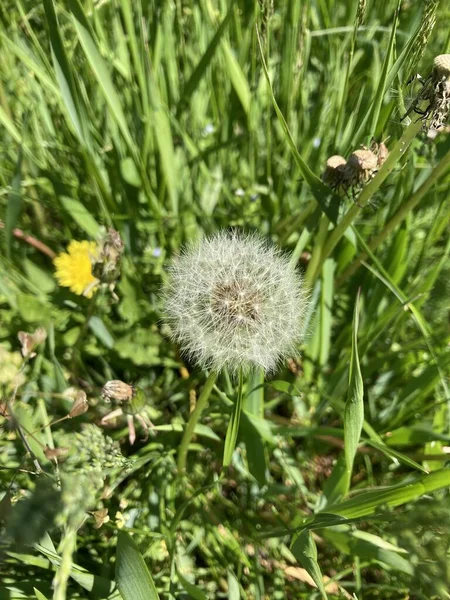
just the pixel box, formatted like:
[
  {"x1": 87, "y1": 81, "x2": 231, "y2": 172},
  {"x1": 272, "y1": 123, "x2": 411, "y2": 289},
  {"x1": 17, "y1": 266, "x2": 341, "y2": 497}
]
[{"x1": 163, "y1": 230, "x2": 309, "y2": 376}]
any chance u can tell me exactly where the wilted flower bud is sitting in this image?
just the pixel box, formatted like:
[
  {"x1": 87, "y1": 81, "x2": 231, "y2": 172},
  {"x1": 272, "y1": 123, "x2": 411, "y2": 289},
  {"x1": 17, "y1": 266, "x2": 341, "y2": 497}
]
[
  {"x1": 44, "y1": 446, "x2": 70, "y2": 461},
  {"x1": 17, "y1": 327, "x2": 47, "y2": 359},
  {"x1": 92, "y1": 507, "x2": 109, "y2": 528},
  {"x1": 93, "y1": 228, "x2": 125, "y2": 284},
  {"x1": 164, "y1": 230, "x2": 309, "y2": 375},
  {"x1": 101, "y1": 380, "x2": 134, "y2": 403},
  {"x1": 321, "y1": 155, "x2": 347, "y2": 190},
  {"x1": 345, "y1": 149, "x2": 378, "y2": 188},
  {"x1": 375, "y1": 141, "x2": 389, "y2": 167},
  {"x1": 403, "y1": 54, "x2": 450, "y2": 131},
  {"x1": 69, "y1": 390, "x2": 89, "y2": 418}
]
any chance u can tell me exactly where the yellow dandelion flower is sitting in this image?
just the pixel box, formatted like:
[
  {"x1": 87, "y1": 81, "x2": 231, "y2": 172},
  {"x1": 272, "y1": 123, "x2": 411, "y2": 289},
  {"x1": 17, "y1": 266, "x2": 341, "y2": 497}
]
[{"x1": 53, "y1": 240, "x2": 99, "y2": 298}]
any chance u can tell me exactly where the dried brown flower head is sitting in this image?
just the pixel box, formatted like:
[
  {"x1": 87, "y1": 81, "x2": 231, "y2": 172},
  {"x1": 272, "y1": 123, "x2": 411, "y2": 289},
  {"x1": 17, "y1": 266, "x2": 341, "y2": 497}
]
[
  {"x1": 345, "y1": 149, "x2": 378, "y2": 188},
  {"x1": 403, "y1": 54, "x2": 450, "y2": 131},
  {"x1": 321, "y1": 155, "x2": 347, "y2": 190},
  {"x1": 101, "y1": 380, "x2": 134, "y2": 403},
  {"x1": 18, "y1": 327, "x2": 47, "y2": 359}
]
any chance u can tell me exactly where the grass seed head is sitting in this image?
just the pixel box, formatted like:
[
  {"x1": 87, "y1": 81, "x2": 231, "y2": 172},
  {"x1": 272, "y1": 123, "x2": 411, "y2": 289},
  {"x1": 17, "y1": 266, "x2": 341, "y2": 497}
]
[{"x1": 163, "y1": 230, "x2": 309, "y2": 376}]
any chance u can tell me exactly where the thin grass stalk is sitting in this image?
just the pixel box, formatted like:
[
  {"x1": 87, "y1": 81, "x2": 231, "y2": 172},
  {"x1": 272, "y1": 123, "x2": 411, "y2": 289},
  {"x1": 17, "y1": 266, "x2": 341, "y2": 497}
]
[
  {"x1": 223, "y1": 367, "x2": 245, "y2": 467},
  {"x1": 177, "y1": 371, "x2": 218, "y2": 473}
]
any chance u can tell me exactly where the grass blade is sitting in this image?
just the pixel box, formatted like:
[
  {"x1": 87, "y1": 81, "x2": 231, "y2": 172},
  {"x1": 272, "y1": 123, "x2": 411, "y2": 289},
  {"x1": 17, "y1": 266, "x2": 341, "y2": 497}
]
[
  {"x1": 68, "y1": 0, "x2": 135, "y2": 151},
  {"x1": 291, "y1": 530, "x2": 328, "y2": 600},
  {"x1": 116, "y1": 531, "x2": 160, "y2": 600},
  {"x1": 181, "y1": 2, "x2": 235, "y2": 105},
  {"x1": 343, "y1": 289, "x2": 364, "y2": 495}
]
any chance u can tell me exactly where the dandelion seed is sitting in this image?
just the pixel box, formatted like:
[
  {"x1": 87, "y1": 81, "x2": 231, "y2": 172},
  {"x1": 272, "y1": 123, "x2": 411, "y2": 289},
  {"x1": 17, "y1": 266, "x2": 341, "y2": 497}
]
[
  {"x1": 53, "y1": 240, "x2": 99, "y2": 298},
  {"x1": 163, "y1": 230, "x2": 309, "y2": 376}
]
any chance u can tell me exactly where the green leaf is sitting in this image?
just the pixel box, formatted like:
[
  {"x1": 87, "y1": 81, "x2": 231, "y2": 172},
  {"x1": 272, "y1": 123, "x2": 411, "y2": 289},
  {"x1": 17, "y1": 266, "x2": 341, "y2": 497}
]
[
  {"x1": 59, "y1": 196, "x2": 100, "y2": 238},
  {"x1": 116, "y1": 531, "x2": 160, "y2": 600},
  {"x1": 227, "y1": 570, "x2": 240, "y2": 600},
  {"x1": 343, "y1": 290, "x2": 364, "y2": 494},
  {"x1": 291, "y1": 531, "x2": 328, "y2": 599},
  {"x1": 326, "y1": 468, "x2": 450, "y2": 519},
  {"x1": 34, "y1": 589, "x2": 50, "y2": 600},
  {"x1": 121, "y1": 157, "x2": 142, "y2": 188},
  {"x1": 88, "y1": 316, "x2": 114, "y2": 348}
]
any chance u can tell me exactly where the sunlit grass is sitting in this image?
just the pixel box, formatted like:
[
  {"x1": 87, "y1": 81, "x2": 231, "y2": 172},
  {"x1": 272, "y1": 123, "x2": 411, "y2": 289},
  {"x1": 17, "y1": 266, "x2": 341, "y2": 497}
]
[{"x1": 1, "y1": 0, "x2": 450, "y2": 598}]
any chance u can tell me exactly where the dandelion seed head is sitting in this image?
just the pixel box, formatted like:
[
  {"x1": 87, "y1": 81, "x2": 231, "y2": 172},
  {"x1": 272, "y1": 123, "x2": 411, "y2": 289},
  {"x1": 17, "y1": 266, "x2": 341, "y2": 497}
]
[{"x1": 163, "y1": 231, "x2": 309, "y2": 375}]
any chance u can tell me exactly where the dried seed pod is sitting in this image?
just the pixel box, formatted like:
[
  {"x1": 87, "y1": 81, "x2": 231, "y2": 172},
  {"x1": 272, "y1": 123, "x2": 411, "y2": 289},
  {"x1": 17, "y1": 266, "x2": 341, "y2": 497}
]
[
  {"x1": 69, "y1": 391, "x2": 89, "y2": 418},
  {"x1": 321, "y1": 155, "x2": 347, "y2": 189},
  {"x1": 375, "y1": 141, "x2": 389, "y2": 166},
  {"x1": 18, "y1": 327, "x2": 47, "y2": 359},
  {"x1": 345, "y1": 149, "x2": 378, "y2": 188},
  {"x1": 44, "y1": 446, "x2": 69, "y2": 461}
]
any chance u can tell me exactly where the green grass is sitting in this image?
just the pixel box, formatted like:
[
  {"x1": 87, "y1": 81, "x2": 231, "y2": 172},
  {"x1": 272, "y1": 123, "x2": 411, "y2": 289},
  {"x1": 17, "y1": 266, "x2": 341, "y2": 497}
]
[{"x1": 1, "y1": 0, "x2": 450, "y2": 598}]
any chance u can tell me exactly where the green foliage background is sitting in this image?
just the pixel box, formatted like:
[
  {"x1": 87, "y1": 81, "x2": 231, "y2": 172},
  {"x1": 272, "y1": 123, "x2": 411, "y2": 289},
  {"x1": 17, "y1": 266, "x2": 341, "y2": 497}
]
[{"x1": 1, "y1": 0, "x2": 450, "y2": 598}]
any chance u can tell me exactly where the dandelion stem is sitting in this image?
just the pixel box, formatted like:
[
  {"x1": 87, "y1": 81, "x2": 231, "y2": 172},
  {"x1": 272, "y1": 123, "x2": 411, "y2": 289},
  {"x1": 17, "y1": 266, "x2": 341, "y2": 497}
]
[
  {"x1": 177, "y1": 371, "x2": 218, "y2": 473},
  {"x1": 223, "y1": 368, "x2": 245, "y2": 467}
]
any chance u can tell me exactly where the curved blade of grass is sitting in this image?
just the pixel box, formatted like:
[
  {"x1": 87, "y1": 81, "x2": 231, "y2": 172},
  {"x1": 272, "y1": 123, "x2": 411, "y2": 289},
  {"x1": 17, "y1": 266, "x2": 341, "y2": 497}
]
[
  {"x1": 326, "y1": 467, "x2": 450, "y2": 519},
  {"x1": 116, "y1": 531, "x2": 160, "y2": 600},
  {"x1": 291, "y1": 531, "x2": 328, "y2": 600},
  {"x1": 343, "y1": 289, "x2": 364, "y2": 496},
  {"x1": 364, "y1": 439, "x2": 428, "y2": 473},
  {"x1": 255, "y1": 26, "x2": 339, "y2": 224},
  {"x1": 367, "y1": 0, "x2": 401, "y2": 141}
]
